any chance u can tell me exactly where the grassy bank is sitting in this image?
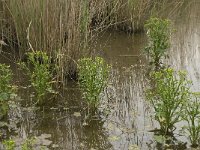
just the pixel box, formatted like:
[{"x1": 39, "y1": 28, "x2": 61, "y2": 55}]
[{"x1": 0, "y1": 0, "x2": 186, "y2": 83}]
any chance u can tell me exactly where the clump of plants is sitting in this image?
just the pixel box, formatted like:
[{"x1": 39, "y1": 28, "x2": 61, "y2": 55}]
[
  {"x1": 78, "y1": 57, "x2": 110, "y2": 112},
  {"x1": 181, "y1": 93, "x2": 200, "y2": 147},
  {"x1": 3, "y1": 139, "x2": 15, "y2": 150},
  {"x1": 0, "y1": 64, "x2": 15, "y2": 118},
  {"x1": 144, "y1": 17, "x2": 200, "y2": 148},
  {"x1": 21, "y1": 137, "x2": 36, "y2": 150},
  {"x1": 3, "y1": 137, "x2": 44, "y2": 150},
  {"x1": 146, "y1": 68, "x2": 191, "y2": 135},
  {"x1": 144, "y1": 17, "x2": 172, "y2": 70},
  {"x1": 20, "y1": 51, "x2": 54, "y2": 104}
]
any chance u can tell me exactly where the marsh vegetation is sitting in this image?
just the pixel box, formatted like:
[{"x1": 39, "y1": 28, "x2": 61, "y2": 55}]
[{"x1": 0, "y1": 0, "x2": 199, "y2": 150}]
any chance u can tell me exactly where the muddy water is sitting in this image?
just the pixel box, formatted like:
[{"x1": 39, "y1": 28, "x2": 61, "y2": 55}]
[{"x1": 1, "y1": 1, "x2": 200, "y2": 150}]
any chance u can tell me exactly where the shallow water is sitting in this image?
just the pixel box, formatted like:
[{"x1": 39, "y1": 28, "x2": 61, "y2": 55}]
[{"x1": 1, "y1": 1, "x2": 200, "y2": 150}]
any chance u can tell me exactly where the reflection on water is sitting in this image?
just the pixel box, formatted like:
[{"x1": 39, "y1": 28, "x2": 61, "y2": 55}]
[
  {"x1": 1, "y1": 1, "x2": 200, "y2": 149},
  {"x1": 168, "y1": 1, "x2": 200, "y2": 91},
  {"x1": 103, "y1": 66, "x2": 154, "y2": 150},
  {"x1": 92, "y1": 31, "x2": 146, "y2": 67}
]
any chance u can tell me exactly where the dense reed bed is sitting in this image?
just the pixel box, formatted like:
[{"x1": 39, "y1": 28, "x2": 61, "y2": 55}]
[{"x1": 0, "y1": 0, "x2": 186, "y2": 83}]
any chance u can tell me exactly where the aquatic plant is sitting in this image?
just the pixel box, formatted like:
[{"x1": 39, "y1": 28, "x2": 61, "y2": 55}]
[
  {"x1": 21, "y1": 137, "x2": 35, "y2": 150},
  {"x1": 3, "y1": 139, "x2": 15, "y2": 150},
  {"x1": 0, "y1": 64, "x2": 14, "y2": 100},
  {"x1": 20, "y1": 51, "x2": 54, "y2": 104},
  {"x1": 146, "y1": 68, "x2": 190, "y2": 134},
  {"x1": 3, "y1": 137, "x2": 45, "y2": 150},
  {"x1": 0, "y1": 64, "x2": 15, "y2": 117},
  {"x1": 181, "y1": 93, "x2": 200, "y2": 147},
  {"x1": 144, "y1": 17, "x2": 172, "y2": 70},
  {"x1": 78, "y1": 57, "x2": 110, "y2": 111}
]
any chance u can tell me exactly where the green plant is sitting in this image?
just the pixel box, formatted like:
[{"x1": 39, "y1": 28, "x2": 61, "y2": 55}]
[
  {"x1": 21, "y1": 137, "x2": 35, "y2": 150},
  {"x1": 20, "y1": 51, "x2": 54, "y2": 104},
  {"x1": 3, "y1": 137, "x2": 45, "y2": 150},
  {"x1": 146, "y1": 68, "x2": 190, "y2": 134},
  {"x1": 181, "y1": 93, "x2": 200, "y2": 147},
  {"x1": 144, "y1": 17, "x2": 172, "y2": 70},
  {"x1": 3, "y1": 139, "x2": 15, "y2": 150},
  {"x1": 78, "y1": 57, "x2": 110, "y2": 110},
  {"x1": 0, "y1": 64, "x2": 14, "y2": 117}
]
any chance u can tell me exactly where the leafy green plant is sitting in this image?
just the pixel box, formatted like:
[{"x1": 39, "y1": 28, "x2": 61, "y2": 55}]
[
  {"x1": 146, "y1": 68, "x2": 190, "y2": 134},
  {"x1": 21, "y1": 137, "x2": 35, "y2": 150},
  {"x1": 0, "y1": 64, "x2": 15, "y2": 117},
  {"x1": 78, "y1": 57, "x2": 110, "y2": 111},
  {"x1": 3, "y1": 137, "x2": 45, "y2": 150},
  {"x1": 20, "y1": 51, "x2": 54, "y2": 104},
  {"x1": 3, "y1": 139, "x2": 15, "y2": 150},
  {"x1": 181, "y1": 93, "x2": 200, "y2": 147},
  {"x1": 144, "y1": 17, "x2": 172, "y2": 70}
]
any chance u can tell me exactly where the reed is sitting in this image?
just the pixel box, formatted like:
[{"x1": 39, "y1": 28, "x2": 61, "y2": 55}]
[
  {"x1": 0, "y1": 0, "x2": 187, "y2": 83},
  {"x1": 1, "y1": 0, "x2": 87, "y2": 82}
]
